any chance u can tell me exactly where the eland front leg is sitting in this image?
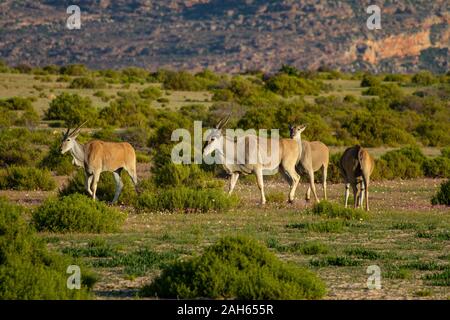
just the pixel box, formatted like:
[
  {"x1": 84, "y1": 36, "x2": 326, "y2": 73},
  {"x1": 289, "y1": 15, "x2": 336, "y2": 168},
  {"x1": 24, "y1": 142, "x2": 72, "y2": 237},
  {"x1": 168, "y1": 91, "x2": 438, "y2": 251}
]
[{"x1": 228, "y1": 173, "x2": 239, "y2": 195}]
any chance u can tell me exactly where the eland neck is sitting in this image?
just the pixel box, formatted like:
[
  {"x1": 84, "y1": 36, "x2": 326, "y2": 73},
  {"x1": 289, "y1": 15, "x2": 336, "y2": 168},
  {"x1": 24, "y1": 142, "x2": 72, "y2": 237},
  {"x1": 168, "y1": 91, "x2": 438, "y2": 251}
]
[{"x1": 70, "y1": 140, "x2": 86, "y2": 167}]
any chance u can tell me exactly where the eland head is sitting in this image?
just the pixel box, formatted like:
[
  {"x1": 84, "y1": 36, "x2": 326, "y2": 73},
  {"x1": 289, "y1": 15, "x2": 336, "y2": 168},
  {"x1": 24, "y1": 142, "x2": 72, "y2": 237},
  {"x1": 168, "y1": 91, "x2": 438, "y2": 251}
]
[
  {"x1": 289, "y1": 124, "x2": 307, "y2": 139},
  {"x1": 60, "y1": 121, "x2": 88, "y2": 154},
  {"x1": 203, "y1": 115, "x2": 230, "y2": 157}
]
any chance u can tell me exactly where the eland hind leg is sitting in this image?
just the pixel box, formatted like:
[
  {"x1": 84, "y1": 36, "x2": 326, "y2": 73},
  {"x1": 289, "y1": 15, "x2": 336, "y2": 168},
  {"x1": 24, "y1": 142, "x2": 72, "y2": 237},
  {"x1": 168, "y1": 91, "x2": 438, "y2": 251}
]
[
  {"x1": 323, "y1": 165, "x2": 328, "y2": 201},
  {"x1": 255, "y1": 167, "x2": 266, "y2": 205},
  {"x1": 112, "y1": 169, "x2": 124, "y2": 204}
]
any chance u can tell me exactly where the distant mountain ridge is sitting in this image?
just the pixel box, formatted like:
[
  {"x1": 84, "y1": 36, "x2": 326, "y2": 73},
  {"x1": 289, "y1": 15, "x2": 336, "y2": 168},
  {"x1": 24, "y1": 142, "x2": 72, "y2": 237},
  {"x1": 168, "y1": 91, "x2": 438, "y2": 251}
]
[{"x1": 0, "y1": 0, "x2": 448, "y2": 73}]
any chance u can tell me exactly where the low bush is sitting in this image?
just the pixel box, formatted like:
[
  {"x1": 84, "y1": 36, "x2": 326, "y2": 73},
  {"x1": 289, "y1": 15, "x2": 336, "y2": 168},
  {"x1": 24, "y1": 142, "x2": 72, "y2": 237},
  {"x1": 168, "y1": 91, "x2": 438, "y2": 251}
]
[
  {"x1": 140, "y1": 236, "x2": 326, "y2": 299},
  {"x1": 162, "y1": 71, "x2": 213, "y2": 91},
  {"x1": 139, "y1": 86, "x2": 162, "y2": 100},
  {"x1": 412, "y1": 71, "x2": 437, "y2": 86},
  {"x1": 45, "y1": 93, "x2": 98, "y2": 127},
  {"x1": 431, "y1": 180, "x2": 450, "y2": 206},
  {"x1": 441, "y1": 147, "x2": 450, "y2": 158},
  {"x1": 69, "y1": 77, "x2": 105, "y2": 89},
  {"x1": 0, "y1": 198, "x2": 94, "y2": 299},
  {"x1": 0, "y1": 166, "x2": 56, "y2": 191},
  {"x1": 99, "y1": 92, "x2": 156, "y2": 127},
  {"x1": 59, "y1": 169, "x2": 137, "y2": 205},
  {"x1": 309, "y1": 201, "x2": 367, "y2": 220},
  {"x1": 39, "y1": 140, "x2": 75, "y2": 175},
  {"x1": 377, "y1": 146, "x2": 426, "y2": 179},
  {"x1": 423, "y1": 157, "x2": 450, "y2": 178},
  {"x1": 137, "y1": 187, "x2": 237, "y2": 213},
  {"x1": 0, "y1": 97, "x2": 33, "y2": 110},
  {"x1": 360, "y1": 74, "x2": 381, "y2": 87},
  {"x1": 0, "y1": 128, "x2": 53, "y2": 166},
  {"x1": 32, "y1": 193, "x2": 126, "y2": 233},
  {"x1": 265, "y1": 73, "x2": 324, "y2": 97}
]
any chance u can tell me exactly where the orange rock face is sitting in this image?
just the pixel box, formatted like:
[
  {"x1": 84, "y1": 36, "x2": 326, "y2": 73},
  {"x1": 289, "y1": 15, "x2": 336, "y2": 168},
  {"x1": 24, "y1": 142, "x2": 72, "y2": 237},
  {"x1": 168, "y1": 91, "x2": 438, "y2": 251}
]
[{"x1": 362, "y1": 30, "x2": 432, "y2": 64}]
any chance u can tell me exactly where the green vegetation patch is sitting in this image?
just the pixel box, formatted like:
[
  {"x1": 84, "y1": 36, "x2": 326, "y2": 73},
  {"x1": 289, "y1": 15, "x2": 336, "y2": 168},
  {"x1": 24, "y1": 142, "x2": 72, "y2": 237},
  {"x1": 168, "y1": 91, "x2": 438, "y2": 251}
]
[
  {"x1": 431, "y1": 180, "x2": 450, "y2": 206},
  {"x1": 309, "y1": 201, "x2": 367, "y2": 220},
  {"x1": 137, "y1": 187, "x2": 238, "y2": 213},
  {"x1": 0, "y1": 198, "x2": 95, "y2": 299},
  {"x1": 0, "y1": 166, "x2": 56, "y2": 191},
  {"x1": 140, "y1": 236, "x2": 326, "y2": 299},
  {"x1": 32, "y1": 193, "x2": 126, "y2": 233}
]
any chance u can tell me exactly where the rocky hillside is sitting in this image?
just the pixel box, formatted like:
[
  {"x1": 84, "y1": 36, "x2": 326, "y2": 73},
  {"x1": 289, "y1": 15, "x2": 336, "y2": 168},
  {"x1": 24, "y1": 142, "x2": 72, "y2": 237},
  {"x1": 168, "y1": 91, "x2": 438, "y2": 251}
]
[{"x1": 0, "y1": 0, "x2": 448, "y2": 73}]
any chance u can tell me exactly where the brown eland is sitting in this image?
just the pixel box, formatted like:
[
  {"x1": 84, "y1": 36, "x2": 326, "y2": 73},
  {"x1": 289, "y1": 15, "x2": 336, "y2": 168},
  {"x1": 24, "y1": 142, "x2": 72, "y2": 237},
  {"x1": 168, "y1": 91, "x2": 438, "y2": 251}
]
[
  {"x1": 289, "y1": 124, "x2": 329, "y2": 203},
  {"x1": 60, "y1": 121, "x2": 138, "y2": 203},
  {"x1": 339, "y1": 145, "x2": 375, "y2": 211}
]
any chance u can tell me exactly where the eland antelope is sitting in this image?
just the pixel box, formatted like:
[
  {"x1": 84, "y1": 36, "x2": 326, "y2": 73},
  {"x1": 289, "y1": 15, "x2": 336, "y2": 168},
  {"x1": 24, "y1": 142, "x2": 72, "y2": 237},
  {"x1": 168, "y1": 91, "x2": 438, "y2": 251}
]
[
  {"x1": 289, "y1": 124, "x2": 329, "y2": 203},
  {"x1": 60, "y1": 122, "x2": 138, "y2": 203},
  {"x1": 339, "y1": 145, "x2": 375, "y2": 211},
  {"x1": 203, "y1": 117, "x2": 302, "y2": 205}
]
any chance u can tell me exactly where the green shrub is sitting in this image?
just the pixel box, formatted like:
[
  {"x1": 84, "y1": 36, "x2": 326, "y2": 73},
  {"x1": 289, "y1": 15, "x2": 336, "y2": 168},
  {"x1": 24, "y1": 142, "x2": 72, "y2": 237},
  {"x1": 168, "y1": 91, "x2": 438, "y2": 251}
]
[
  {"x1": 383, "y1": 74, "x2": 408, "y2": 82},
  {"x1": 139, "y1": 86, "x2": 162, "y2": 100},
  {"x1": 99, "y1": 92, "x2": 156, "y2": 127},
  {"x1": 60, "y1": 64, "x2": 89, "y2": 76},
  {"x1": 137, "y1": 187, "x2": 237, "y2": 213},
  {"x1": 0, "y1": 128, "x2": 53, "y2": 166},
  {"x1": 162, "y1": 71, "x2": 211, "y2": 91},
  {"x1": 0, "y1": 97, "x2": 33, "y2": 111},
  {"x1": 412, "y1": 71, "x2": 437, "y2": 86},
  {"x1": 39, "y1": 140, "x2": 75, "y2": 175},
  {"x1": 59, "y1": 169, "x2": 137, "y2": 204},
  {"x1": 362, "y1": 84, "x2": 404, "y2": 101},
  {"x1": 266, "y1": 73, "x2": 323, "y2": 97},
  {"x1": 0, "y1": 198, "x2": 94, "y2": 299},
  {"x1": 431, "y1": 180, "x2": 450, "y2": 206},
  {"x1": 423, "y1": 157, "x2": 450, "y2": 178},
  {"x1": 32, "y1": 193, "x2": 126, "y2": 233},
  {"x1": 45, "y1": 93, "x2": 98, "y2": 127},
  {"x1": 360, "y1": 74, "x2": 381, "y2": 87},
  {"x1": 442, "y1": 147, "x2": 450, "y2": 158},
  {"x1": 140, "y1": 236, "x2": 326, "y2": 299},
  {"x1": 377, "y1": 146, "x2": 426, "y2": 179},
  {"x1": 0, "y1": 166, "x2": 56, "y2": 191},
  {"x1": 69, "y1": 77, "x2": 105, "y2": 89},
  {"x1": 309, "y1": 201, "x2": 367, "y2": 220}
]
